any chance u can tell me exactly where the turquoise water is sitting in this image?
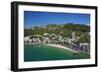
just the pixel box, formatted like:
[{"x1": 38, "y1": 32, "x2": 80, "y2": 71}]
[{"x1": 24, "y1": 44, "x2": 90, "y2": 62}]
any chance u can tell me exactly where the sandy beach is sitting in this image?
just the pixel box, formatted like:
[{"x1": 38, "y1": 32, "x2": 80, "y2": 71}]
[
  {"x1": 25, "y1": 43, "x2": 79, "y2": 53},
  {"x1": 46, "y1": 44, "x2": 79, "y2": 53}
]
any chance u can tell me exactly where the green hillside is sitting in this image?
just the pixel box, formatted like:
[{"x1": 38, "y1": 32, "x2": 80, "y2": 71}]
[{"x1": 24, "y1": 23, "x2": 90, "y2": 43}]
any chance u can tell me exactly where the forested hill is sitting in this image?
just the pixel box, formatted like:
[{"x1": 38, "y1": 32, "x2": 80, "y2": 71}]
[
  {"x1": 24, "y1": 23, "x2": 90, "y2": 38},
  {"x1": 63, "y1": 23, "x2": 90, "y2": 32}
]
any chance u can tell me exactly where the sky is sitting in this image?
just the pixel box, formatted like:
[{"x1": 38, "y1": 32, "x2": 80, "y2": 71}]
[{"x1": 24, "y1": 11, "x2": 90, "y2": 28}]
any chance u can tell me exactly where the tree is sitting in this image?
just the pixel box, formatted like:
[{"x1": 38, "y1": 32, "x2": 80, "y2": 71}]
[{"x1": 79, "y1": 34, "x2": 90, "y2": 43}]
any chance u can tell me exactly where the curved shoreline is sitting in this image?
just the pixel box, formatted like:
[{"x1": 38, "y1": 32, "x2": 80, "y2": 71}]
[
  {"x1": 25, "y1": 43, "x2": 79, "y2": 53},
  {"x1": 45, "y1": 44, "x2": 79, "y2": 53}
]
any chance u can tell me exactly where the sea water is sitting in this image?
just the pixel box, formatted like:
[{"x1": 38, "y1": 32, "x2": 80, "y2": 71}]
[{"x1": 24, "y1": 44, "x2": 90, "y2": 62}]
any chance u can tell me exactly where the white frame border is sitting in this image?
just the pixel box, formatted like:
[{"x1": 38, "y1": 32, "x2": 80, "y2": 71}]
[{"x1": 18, "y1": 5, "x2": 96, "y2": 69}]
